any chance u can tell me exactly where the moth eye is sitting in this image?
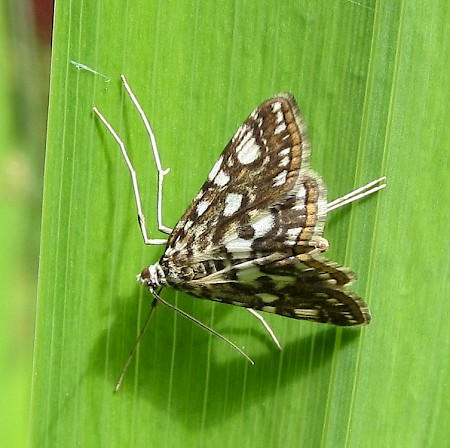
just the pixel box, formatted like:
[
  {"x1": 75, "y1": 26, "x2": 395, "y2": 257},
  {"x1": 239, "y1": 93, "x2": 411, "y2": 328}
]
[{"x1": 140, "y1": 267, "x2": 150, "y2": 280}]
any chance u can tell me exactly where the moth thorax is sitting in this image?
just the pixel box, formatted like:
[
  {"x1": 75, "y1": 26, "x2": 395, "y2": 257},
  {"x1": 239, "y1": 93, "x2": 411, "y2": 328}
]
[{"x1": 136, "y1": 263, "x2": 166, "y2": 291}]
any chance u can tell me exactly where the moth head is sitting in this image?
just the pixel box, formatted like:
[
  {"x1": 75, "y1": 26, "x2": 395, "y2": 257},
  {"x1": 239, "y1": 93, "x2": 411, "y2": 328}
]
[{"x1": 136, "y1": 263, "x2": 165, "y2": 291}]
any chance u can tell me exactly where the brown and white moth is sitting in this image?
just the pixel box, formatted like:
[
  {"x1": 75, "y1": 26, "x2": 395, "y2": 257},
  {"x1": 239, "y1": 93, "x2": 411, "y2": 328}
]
[{"x1": 94, "y1": 76, "x2": 385, "y2": 389}]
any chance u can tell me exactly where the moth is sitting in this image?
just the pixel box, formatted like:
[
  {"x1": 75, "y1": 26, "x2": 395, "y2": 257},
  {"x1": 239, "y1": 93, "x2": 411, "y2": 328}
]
[{"x1": 94, "y1": 76, "x2": 386, "y2": 389}]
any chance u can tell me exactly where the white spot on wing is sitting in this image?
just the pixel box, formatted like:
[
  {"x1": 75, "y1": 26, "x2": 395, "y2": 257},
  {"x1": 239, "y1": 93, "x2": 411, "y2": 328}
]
[
  {"x1": 262, "y1": 305, "x2": 277, "y2": 313},
  {"x1": 223, "y1": 193, "x2": 243, "y2": 217},
  {"x1": 184, "y1": 220, "x2": 194, "y2": 231},
  {"x1": 237, "y1": 137, "x2": 260, "y2": 164},
  {"x1": 286, "y1": 227, "x2": 303, "y2": 240},
  {"x1": 208, "y1": 155, "x2": 223, "y2": 181},
  {"x1": 276, "y1": 109, "x2": 284, "y2": 124},
  {"x1": 194, "y1": 223, "x2": 208, "y2": 238},
  {"x1": 297, "y1": 184, "x2": 306, "y2": 198},
  {"x1": 195, "y1": 190, "x2": 205, "y2": 200},
  {"x1": 196, "y1": 200, "x2": 210, "y2": 217},
  {"x1": 273, "y1": 170, "x2": 287, "y2": 187},
  {"x1": 214, "y1": 170, "x2": 230, "y2": 186},
  {"x1": 274, "y1": 122, "x2": 287, "y2": 134},
  {"x1": 252, "y1": 212, "x2": 274, "y2": 238},
  {"x1": 292, "y1": 204, "x2": 305, "y2": 212},
  {"x1": 257, "y1": 293, "x2": 278, "y2": 303},
  {"x1": 279, "y1": 155, "x2": 290, "y2": 167},
  {"x1": 272, "y1": 102, "x2": 281, "y2": 113},
  {"x1": 225, "y1": 237, "x2": 252, "y2": 255}
]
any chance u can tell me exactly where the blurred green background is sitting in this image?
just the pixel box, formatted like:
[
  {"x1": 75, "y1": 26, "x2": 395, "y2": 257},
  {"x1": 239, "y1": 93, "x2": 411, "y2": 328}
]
[
  {"x1": 2, "y1": 1, "x2": 450, "y2": 447},
  {"x1": 0, "y1": 1, "x2": 51, "y2": 446}
]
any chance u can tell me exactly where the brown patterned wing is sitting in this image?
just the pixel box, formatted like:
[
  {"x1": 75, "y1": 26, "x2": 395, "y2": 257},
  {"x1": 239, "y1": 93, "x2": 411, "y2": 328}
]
[
  {"x1": 162, "y1": 94, "x2": 328, "y2": 279},
  {"x1": 181, "y1": 254, "x2": 370, "y2": 326}
]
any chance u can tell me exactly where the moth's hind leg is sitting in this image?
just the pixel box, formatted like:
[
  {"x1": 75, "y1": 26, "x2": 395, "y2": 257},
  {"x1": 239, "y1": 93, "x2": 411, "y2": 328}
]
[{"x1": 327, "y1": 176, "x2": 386, "y2": 213}]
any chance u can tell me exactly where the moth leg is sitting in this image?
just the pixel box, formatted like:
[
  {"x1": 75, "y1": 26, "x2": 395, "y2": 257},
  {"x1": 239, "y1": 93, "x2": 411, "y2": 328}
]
[
  {"x1": 246, "y1": 309, "x2": 282, "y2": 350},
  {"x1": 327, "y1": 176, "x2": 386, "y2": 213},
  {"x1": 93, "y1": 106, "x2": 168, "y2": 245},
  {"x1": 121, "y1": 75, "x2": 172, "y2": 235}
]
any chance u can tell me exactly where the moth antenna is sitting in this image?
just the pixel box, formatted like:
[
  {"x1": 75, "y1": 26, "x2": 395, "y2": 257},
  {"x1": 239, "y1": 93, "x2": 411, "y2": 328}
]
[
  {"x1": 115, "y1": 297, "x2": 159, "y2": 392},
  {"x1": 153, "y1": 290, "x2": 255, "y2": 365}
]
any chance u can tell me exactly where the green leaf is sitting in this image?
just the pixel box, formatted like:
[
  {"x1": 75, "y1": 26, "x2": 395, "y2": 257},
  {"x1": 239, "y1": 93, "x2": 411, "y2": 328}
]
[{"x1": 31, "y1": 1, "x2": 450, "y2": 447}]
